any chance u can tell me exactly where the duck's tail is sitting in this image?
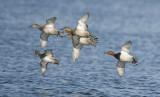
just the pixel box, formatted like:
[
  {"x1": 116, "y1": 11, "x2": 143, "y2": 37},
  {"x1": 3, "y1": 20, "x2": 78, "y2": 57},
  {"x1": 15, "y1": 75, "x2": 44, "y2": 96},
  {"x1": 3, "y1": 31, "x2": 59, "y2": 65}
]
[
  {"x1": 132, "y1": 57, "x2": 138, "y2": 66},
  {"x1": 90, "y1": 37, "x2": 98, "y2": 45},
  {"x1": 54, "y1": 59, "x2": 60, "y2": 65}
]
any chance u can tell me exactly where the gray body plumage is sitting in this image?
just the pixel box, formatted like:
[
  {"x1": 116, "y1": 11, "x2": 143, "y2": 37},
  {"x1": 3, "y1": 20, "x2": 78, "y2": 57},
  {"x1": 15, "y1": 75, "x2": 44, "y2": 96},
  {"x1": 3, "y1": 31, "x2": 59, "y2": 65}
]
[{"x1": 35, "y1": 50, "x2": 59, "y2": 75}]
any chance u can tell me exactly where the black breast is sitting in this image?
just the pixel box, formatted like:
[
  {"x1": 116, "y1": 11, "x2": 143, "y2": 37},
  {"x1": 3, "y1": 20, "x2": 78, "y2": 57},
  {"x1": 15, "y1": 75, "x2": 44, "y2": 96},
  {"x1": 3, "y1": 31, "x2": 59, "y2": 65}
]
[
  {"x1": 40, "y1": 54, "x2": 45, "y2": 59},
  {"x1": 114, "y1": 53, "x2": 121, "y2": 60}
]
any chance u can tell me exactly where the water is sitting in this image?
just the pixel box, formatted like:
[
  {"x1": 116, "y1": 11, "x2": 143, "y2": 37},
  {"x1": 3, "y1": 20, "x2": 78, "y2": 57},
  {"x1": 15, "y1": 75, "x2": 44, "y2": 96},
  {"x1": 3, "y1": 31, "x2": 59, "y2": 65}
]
[{"x1": 0, "y1": 0, "x2": 160, "y2": 97}]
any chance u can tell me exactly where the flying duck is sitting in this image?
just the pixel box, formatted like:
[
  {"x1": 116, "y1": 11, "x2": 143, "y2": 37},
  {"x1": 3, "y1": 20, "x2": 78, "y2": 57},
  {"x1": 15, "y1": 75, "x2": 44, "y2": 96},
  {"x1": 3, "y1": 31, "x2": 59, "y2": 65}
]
[
  {"x1": 107, "y1": 41, "x2": 138, "y2": 78},
  {"x1": 30, "y1": 17, "x2": 63, "y2": 49},
  {"x1": 65, "y1": 33, "x2": 98, "y2": 63},
  {"x1": 34, "y1": 50, "x2": 59, "y2": 75},
  {"x1": 61, "y1": 12, "x2": 95, "y2": 38}
]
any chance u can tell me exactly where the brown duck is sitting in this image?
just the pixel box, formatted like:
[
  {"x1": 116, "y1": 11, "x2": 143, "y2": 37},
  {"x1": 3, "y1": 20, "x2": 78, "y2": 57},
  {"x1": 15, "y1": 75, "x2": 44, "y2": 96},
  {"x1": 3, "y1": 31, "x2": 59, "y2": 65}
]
[
  {"x1": 34, "y1": 49, "x2": 59, "y2": 75},
  {"x1": 30, "y1": 17, "x2": 63, "y2": 49}
]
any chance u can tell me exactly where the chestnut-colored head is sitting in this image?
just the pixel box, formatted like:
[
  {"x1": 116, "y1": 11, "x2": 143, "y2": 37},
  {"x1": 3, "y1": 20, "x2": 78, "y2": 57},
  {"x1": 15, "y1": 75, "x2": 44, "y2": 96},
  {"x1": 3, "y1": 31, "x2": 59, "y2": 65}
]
[
  {"x1": 29, "y1": 24, "x2": 41, "y2": 29},
  {"x1": 62, "y1": 27, "x2": 73, "y2": 34},
  {"x1": 65, "y1": 34, "x2": 72, "y2": 38},
  {"x1": 107, "y1": 51, "x2": 116, "y2": 56}
]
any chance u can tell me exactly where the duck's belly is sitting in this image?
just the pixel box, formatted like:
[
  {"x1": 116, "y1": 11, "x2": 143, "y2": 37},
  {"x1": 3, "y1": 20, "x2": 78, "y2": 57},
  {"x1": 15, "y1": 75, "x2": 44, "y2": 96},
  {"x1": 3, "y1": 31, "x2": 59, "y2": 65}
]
[
  {"x1": 43, "y1": 25, "x2": 57, "y2": 34},
  {"x1": 120, "y1": 53, "x2": 133, "y2": 62},
  {"x1": 75, "y1": 29, "x2": 89, "y2": 37},
  {"x1": 80, "y1": 37, "x2": 91, "y2": 45},
  {"x1": 43, "y1": 56, "x2": 54, "y2": 63}
]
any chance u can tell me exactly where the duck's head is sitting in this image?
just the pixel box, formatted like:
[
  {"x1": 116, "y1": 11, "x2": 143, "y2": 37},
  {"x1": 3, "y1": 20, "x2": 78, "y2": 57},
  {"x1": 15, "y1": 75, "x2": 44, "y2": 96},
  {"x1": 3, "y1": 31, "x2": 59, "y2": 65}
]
[
  {"x1": 107, "y1": 51, "x2": 116, "y2": 56},
  {"x1": 61, "y1": 27, "x2": 73, "y2": 34},
  {"x1": 65, "y1": 34, "x2": 72, "y2": 38},
  {"x1": 34, "y1": 51, "x2": 41, "y2": 55},
  {"x1": 29, "y1": 24, "x2": 41, "y2": 29}
]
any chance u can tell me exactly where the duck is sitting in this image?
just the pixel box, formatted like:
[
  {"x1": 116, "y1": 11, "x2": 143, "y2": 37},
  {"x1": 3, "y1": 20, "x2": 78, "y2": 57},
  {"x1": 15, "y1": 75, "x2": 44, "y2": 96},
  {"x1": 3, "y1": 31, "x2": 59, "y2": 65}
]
[
  {"x1": 30, "y1": 17, "x2": 63, "y2": 49},
  {"x1": 107, "y1": 40, "x2": 138, "y2": 78},
  {"x1": 61, "y1": 13, "x2": 98, "y2": 63},
  {"x1": 66, "y1": 34, "x2": 98, "y2": 46},
  {"x1": 61, "y1": 12, "x2": 95, "y2": 38},
  {"x1": 65, "y1": 33, "x2": 98, "y2": 63},
  {"x1": 34, "y1": 49, "x2": 59, "y2": 75}
]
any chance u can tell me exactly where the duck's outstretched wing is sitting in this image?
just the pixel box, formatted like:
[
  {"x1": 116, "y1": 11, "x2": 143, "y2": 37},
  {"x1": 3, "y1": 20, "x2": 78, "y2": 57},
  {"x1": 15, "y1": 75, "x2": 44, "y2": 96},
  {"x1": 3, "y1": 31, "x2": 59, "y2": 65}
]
[
  {"x1": 40, "y1": 61, "x2": 48, "y2": 75},
  {"x1": 72, "y1": 35, "x2": 80, "y2": 48},
  {"x1": 121, "y1": 40, "x2": 132, "y2": 54},
  {"x1": 40, "y1": 33, "x2": 50, "y2": 49},
  {"x1": 80, "y1": 37, "x2": 98, "y2": 46},
  {"x1": 73, "y1": 44, "x2": 83, "y2": 63},
  {"x1": 116, "y1": 60, "x2": 126, "y2": 78},
  {"x1": 72, "y1": 35, "x2": 83, "y2": 63},
  {"x1": 46, "y1": 17, "x2": 56, "y2": 26},
  {"x1": 44, "y1": 49, "x2": 53, "y2": 57},
  {"x1": 77, "y1": 12, "x2": 89, "y2": 31}
]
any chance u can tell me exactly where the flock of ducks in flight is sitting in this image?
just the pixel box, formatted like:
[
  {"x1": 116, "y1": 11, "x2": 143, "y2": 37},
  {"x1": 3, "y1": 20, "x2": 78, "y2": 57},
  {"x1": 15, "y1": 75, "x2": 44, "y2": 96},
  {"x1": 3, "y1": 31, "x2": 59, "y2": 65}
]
[{"x1": 30, "y1": 12, "x2": 138, "y2": 78}]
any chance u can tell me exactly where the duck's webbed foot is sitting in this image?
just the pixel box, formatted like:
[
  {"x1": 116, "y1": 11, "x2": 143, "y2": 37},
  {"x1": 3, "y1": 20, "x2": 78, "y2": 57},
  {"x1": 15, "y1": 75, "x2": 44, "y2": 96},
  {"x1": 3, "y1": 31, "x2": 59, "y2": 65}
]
[{"x1": 90, "y1": 37, "x2": 98, "y2": 44}]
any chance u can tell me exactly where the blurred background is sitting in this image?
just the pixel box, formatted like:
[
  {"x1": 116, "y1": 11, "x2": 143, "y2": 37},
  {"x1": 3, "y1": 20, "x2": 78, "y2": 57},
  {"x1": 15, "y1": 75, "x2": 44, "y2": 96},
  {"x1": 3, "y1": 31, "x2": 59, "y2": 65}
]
[{"x1": 0, "y1": 0, "x2": 160, "y2": 97}]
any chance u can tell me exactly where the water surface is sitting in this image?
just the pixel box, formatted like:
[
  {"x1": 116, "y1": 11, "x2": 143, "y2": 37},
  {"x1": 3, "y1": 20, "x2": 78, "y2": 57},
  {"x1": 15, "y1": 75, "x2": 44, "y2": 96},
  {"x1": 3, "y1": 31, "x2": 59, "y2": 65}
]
[{"x1": 0, "y1": 0, "x2": 160, "y2": 97}]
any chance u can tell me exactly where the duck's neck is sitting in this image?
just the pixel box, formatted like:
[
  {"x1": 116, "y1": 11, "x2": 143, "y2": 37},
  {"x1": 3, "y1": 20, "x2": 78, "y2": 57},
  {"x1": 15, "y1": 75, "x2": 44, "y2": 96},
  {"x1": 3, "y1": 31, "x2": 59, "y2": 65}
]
[
  {"x1": 37, "y1": 25, "x2": 42, "y2": 30},
  {"x1": 65, "y1": 27, "x2": 74, "y2": 34},
  {"x1": 114, "y1": 53, "x2": 121, "y2": 60},
  {"x1": 68, "y1": 28, "x2": 74, "y2": 33},
  {"x1": 108, "y1": 51, "x2": 121, "y2": 60},
  {"x1": 34, "y1": 24, "x2": 42, "y2": 30},
  {"x1": 34, "y1": 51, "x2": 42, "y2": 58},
  {"x1": 66, "y1": 34, "x2": 72, "y2": 38}
]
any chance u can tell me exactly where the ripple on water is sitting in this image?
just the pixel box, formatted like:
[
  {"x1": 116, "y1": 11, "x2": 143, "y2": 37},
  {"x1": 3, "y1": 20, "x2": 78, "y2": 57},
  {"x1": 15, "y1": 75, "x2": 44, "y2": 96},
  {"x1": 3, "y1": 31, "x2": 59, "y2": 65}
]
[{"x1": 1, "y1": 0, "x2": 160, "y2": 97}]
